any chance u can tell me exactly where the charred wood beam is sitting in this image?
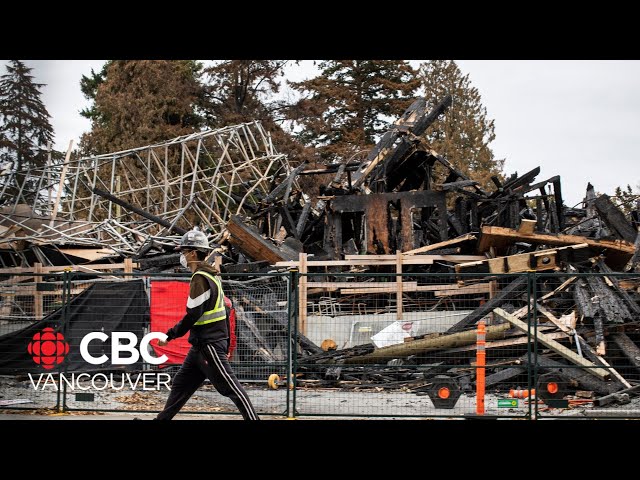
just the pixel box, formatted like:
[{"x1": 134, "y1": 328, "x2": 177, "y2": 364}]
[
  {"x1": 484, "y1": 366, "x2": 526, "y2": 388},
  {"x1": 137, "y1": 252, "x2": 180, "y2": 269},
  {"x1": 594, "y1": 194, "x2": 637, "y2": 242},
  {"x1": 629, "y1": 229, "x2": 640, "y2": 272},
  {"x1": 454, "y1": 198, "x2": 469, "y2": 235},
  {"x1": 540, "y1": 185, "x2": 553, "y2": 231},
  {"x1": 436, "y1": 180, "x2": 479, "y2": 191},
  {"x1": 447, "y1": 213, "x2": 465, "y2": 237},
  {"x1": 351, "y1": 97, "x2": 430, "y2": 189},
  {"x1": 611, "y1": 333, "x2": 640, "y2": 371},
  {"x1": 331, "y1": 190, "x2": 448, "y2": 253},
  {"x1": 520, "y1": 355, "x2": 618, "y2": 395},
  {"x1": 385, "y1": 150, "x2": 430, "y2": 192},
  {"x1": 513, "y1": 176, "x2": 560, "y2": 196},
  {"x1": 447, "y1": 275, "x2": 529, "y2": 333},
  {"x1": 502, "y1": 166, "x2": 541, "y2": 192},
  {"x1": 92, "y1": 187, "x2": 187, "y2": 235},
  {"x1": 364, "y1": 96, "x2": 453, "y2": 190},
  {"x1": 222, "y1": 261, "x2": 270, "y2": 274},
  {"x1": 263, "y1": 163, "x2": 306, "y2": 203},
  {"x1": 227, "y1": 215, "x2": 297, "y2": 264},
  {"x1": 585, "y1": 275, "x2": 633, "y2": 324},
  {"x1": 429, "y1": 151, "x2": 488, "y2": 197},
  {"x1": 536, "y1": 198, "x2": 544, "y2": 232},
  {"x1": 296, "y1": 201, "x2": 311, "y2": 238},
  {"x1": 594, "y1": 384, "x2": 640, "y2": 407},
  {"x1": 279, "y1": 206, "x2": 299, "y2": 240},
  {"x1": 596, "y1": 259, "x2": 640, "y2": 315},
  {"x1": 552, "y1": 178, "x2": 565, "y2": 231}
]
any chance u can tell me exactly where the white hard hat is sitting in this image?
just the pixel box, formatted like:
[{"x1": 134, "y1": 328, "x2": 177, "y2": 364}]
[{"x1": 176, "y1": 229, "x2": 212, "y2": 253}]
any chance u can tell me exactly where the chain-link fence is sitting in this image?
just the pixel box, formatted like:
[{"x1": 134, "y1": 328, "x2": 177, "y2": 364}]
[{"x1": 1, "y1": 269, "x2": 639, "y2": 419}]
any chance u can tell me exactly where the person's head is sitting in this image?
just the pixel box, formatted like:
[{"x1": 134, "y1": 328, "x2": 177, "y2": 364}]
[{"x1": 176, "y1": 229, "x2": 211, "y2": 270}]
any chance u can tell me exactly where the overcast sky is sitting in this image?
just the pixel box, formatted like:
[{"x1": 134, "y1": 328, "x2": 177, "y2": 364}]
[{"x1": 2, "y1": 60, "x2": 639, "y2": 206}]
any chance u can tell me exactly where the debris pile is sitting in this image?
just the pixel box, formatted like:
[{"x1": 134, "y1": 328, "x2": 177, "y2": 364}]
[{"x1": 1, "y1": 95, "x2": 640, "y2": 408}]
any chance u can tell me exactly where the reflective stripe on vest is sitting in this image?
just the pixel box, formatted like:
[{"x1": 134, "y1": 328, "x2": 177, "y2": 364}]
[{"x1": 192, "y1": 271, "x2": 226, "y2": 326}]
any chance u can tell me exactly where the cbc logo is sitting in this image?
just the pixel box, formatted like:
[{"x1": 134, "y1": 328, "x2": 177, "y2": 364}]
[{"x1": 27, "y1": 327, "x2": 69, "y2": 370}]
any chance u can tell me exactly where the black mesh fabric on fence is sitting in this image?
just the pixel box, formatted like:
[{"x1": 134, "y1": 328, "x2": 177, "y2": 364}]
[{"x1": 0, "y1": 280, "x2": 148, "y2": 375}]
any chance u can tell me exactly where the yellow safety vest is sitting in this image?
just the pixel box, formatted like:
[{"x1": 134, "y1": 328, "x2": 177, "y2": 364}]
[{"x1": 192, "y1": 271, "x2": 227, "y2": 326}]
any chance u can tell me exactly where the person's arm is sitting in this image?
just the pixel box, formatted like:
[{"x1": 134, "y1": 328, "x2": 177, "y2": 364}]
[{"x1": 165, "y1": 274, "x2": 218, "y2": 341}]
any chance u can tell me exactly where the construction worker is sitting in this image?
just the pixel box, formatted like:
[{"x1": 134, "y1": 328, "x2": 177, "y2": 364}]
[{"x1": 155, "y1": 229, "x2": 259, "y2": 420}]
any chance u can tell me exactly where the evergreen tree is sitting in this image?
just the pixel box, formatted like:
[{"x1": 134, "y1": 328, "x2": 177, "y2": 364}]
[
  {"x1": 419, "y1": 60, "x2": 503, "y2": 190},
  {"x1": 0, "y1": 60, "x2": 54, "y2": 204},
  {"x1": 79, "y1": 60, "x2": 204, "y2": 155},
  {"x1": 289, "y1": 60, "x2": 420, "y2": 163},
  {"x1": 201, "y1": 60, "x2": 310, "y2": 161},
  {"x1": 613, "y1": 184, "x2": 640, "y2": 217}
]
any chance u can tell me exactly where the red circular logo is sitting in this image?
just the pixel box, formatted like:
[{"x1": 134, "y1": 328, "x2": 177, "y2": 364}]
[{"x1": 27, "y1": 327, "x2": 69, "y2": 370}]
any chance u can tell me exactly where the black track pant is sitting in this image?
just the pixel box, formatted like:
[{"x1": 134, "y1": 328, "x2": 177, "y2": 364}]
[{"x1": 155, "y1": 339, "x2": 259, "y2": 420}]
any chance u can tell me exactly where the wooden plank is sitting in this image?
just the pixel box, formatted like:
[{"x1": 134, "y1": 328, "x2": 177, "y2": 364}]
[
  {"x1": 0, "y1": 262, "x2": 139, "y2": 274},
  {"x1": 518, "y1": 219, "x2": 536, "y2": 235},
  {"x1": 227, "y1": 214, "x2": 295, "y2": 264},
  {"x1": 493, "y1": 308, "x2": 610, "y2": 380},
  {"x1": 434, "y1": 284, "x2": 492, "y2": 297},
  {"x1": 478, "y1": 225, "x2": 635, "y2": 267},
  {"x1": 275, "y1": 255, "x2": 485, "y2": 268},
  {"x1": 402, "y1": 234, "x2": 477, "y2": 256},
  {"x1": 535, "y1": 303, "x2": 572, "y2": 334},
  {"x1": 444, "y1": 331, "x2": 568, "y2": 354},
  {"x1": 417, "y1": 283, "x2": 491, "y2": 293},
  {"x1": 342, "y1": 282, "x2": 418, "y2": 295},
  {"x1": 0, "y1": 287, "x2": 85, "y2": 296},
  {"x1": 311, "y1": 281, "x2": 418, "y2": 289},
  {"x1": 55, "y1": 248, "x2": 116, "y2": 262},
  {"x1": 341, "y1": 282, "x2": 489, "y2": 295},
  {"x1": 344, "y1": 254, "x2": 485, "y2": 262},
  {"x1": 540, "y1": 276, "x2": 576, "y2": 301},
  {"x1": 299, "y1": 252, "x2": 307, "y2": 336},
  {"x1": 455, "y1": 244, "x2": 588, "y2": 275}
]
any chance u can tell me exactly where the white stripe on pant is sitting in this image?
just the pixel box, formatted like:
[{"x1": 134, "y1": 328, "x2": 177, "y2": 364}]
[{"x1": 206, "y1": 343, "x2": 258, "y2": 420}]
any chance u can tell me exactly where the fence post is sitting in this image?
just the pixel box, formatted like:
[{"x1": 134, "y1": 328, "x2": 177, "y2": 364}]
[
  {"x1": 124, "y1": 258, "x2": 133, "y2": 280},
  {"x1": 530, "y1": 272, "x2": 539, "y2": 420},
  {"x1": 34, "y1": 263, "x2": 43, "y2": 320},
  {"x1": 56, "y1": 270, "x2": 69, "y2": 412},
  {"x1": 298, "y1": 253, "x2": 307, "y2": 337},
  {"x1": 289, "y1": 268, "x2": 299, "y2": 419},
  {"x1": 396, "y1": 250, "x2": 403, "y2": 320}
]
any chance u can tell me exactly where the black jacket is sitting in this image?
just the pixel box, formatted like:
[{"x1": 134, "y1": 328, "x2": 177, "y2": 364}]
[{"x1": 165, "y1": 263, "x2": 229, "y2": 346}]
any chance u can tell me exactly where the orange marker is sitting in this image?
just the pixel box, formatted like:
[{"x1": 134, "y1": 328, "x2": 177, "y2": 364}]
[{"x1": 476, "y1": 320, "x2": 485, "y2": 415}]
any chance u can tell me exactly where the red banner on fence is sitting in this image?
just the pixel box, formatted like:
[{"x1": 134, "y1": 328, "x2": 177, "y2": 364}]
[{"x1": 149, "y1": 280, "x2": 190, "y2": 365}]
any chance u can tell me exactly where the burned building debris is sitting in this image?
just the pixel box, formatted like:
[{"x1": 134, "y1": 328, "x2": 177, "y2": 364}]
[{"x1": 1, "y1": 95, "x2": 640, "y2": 411}]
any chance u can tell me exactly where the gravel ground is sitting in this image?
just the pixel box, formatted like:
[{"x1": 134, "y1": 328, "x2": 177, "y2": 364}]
[{"x1": 3, "y1": 375, "x2": 638, "y2": 419}]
